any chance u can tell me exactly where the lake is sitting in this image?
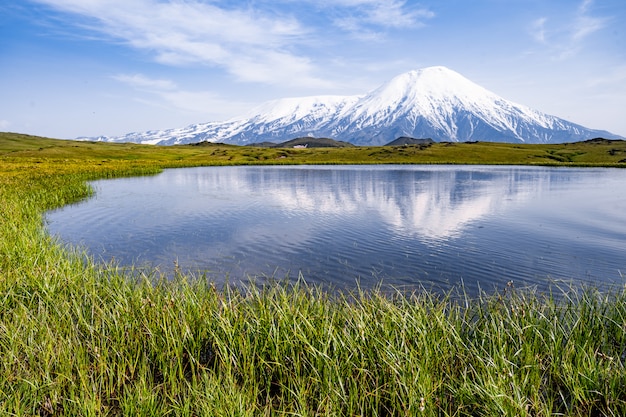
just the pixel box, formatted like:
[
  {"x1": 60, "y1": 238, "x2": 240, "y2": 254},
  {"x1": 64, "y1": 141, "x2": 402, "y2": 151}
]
[{"x1": 46, "y1": 165, "x2": 626, "y2": 294}]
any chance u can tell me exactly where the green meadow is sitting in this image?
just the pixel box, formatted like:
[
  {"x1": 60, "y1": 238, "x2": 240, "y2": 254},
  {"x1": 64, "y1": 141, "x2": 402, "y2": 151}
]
[{"x1": 1, "y1": 132, "x2": 625, "y2": 416}]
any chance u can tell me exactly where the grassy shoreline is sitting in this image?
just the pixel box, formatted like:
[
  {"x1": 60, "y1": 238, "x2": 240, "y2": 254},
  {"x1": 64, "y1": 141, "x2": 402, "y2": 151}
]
[{"x1": 1, "y1": 132, "x2": 626, "y2": 415}]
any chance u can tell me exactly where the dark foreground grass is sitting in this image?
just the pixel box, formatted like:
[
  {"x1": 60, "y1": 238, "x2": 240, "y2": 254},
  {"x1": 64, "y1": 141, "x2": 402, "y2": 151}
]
[{"x1": 1, "y1": 132, "x2": 626, "y2": 415}]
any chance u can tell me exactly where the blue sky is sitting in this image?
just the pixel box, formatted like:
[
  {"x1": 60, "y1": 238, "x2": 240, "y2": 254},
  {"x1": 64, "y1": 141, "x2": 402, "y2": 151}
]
[{"x1": 1, "y1": 0, "x2": 625, "y2": 139}]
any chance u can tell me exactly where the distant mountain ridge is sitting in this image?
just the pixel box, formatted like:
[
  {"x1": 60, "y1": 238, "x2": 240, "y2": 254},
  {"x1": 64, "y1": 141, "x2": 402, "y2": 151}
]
[{"x1": 85, "y1": 66, "x2": 622, "y2": 145}]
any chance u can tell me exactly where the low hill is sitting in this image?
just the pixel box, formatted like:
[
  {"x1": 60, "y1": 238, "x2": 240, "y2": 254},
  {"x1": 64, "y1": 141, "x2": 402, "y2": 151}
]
[
  {"x1": 384, "y1": 137, "x2": 435, "y2": 146},
  {"x1": 247, "y1": 137, "x2": 355, "y2": 148}
]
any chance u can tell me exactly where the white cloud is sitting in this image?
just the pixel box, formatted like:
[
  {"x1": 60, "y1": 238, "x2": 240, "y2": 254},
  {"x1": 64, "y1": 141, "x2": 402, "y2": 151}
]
[
  {"x1": 365, "y1": 0, "x2": 434, "y2": 28},
  {"x1": 328, "y1": 0, "x2": 434, "y2": 35},
  {"x1": 112, "y1": 73, "x2": 251, "y2": 118},
  {"x1": 0, "y1": 120, "x2": 10, "y2": 130},
  {"x1": 112, "y1": 74, "x2": 177, "y2": 91},
  {"x1": 572, "y1": 0, "x2": 607, "y2": 42},
  {"x1": 530, "y1": 17, "x2": 547, "y2": 43},
  {"x1": 229, "y1": 52, "x2": 334, "y2": 88},
  {"x1": 30, "y1": 0, "x2": 434, "y2": 87},
  {"x1": 587, "y1": 65, "x2": 626, "y2": 88},
  {"x1": 160, "y1": 90, "x2": 251, "y2": 117},
  {"x1": 31, "y1": 0, "x2": 325, "y2": 87},
  {"x1": 529, "y1": 0, "x2": 609, "y2": 60}
]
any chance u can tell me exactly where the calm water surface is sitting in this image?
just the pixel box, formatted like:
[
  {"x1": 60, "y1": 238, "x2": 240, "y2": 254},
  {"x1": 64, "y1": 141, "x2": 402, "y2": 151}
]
[{"x1": 46, "y1": 165, "x2": 626, "y2": 293}]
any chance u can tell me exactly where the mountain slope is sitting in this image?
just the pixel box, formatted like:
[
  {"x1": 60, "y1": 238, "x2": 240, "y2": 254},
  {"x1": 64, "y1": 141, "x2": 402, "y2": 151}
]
[{"x1": 87, "y1": 66, "x2": 621, "y2": 145}]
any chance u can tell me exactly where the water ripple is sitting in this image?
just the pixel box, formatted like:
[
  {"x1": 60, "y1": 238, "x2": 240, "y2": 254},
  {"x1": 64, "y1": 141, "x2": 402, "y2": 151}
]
[{"x1": 46, "y1": 165, "x2": 626, "y2": 294}]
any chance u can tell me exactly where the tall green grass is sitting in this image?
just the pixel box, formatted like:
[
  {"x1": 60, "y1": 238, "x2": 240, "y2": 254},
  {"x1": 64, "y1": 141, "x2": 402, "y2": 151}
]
[{"x1": 1, "y1": 133, "x2": 625, "y2": 415}]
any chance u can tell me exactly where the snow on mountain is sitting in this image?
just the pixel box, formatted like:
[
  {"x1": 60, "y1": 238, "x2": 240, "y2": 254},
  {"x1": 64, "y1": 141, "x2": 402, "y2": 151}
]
[{"x1": 85, "y1": 66, "x2": 621, "y2": 146}]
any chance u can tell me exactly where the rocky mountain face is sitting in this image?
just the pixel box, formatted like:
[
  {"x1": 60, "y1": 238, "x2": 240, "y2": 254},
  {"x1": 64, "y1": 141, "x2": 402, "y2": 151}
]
[{"x1": 86, "y1": 66, "x2": 621, "y2": 146}]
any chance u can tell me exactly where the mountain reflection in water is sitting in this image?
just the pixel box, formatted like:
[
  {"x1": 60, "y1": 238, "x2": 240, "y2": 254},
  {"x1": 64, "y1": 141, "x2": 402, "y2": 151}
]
[{"x1": 46, "y1": 165, "x2": 626, "y2": 294}]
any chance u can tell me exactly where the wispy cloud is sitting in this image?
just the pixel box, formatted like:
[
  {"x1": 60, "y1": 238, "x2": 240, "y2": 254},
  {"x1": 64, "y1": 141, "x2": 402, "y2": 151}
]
[
  {"x1": 368, "y1": 1, "x2": 435, "y2": 28},
  {"x1": 0, "y1": 120, "x2": 10, "y2": 130},
  {"x1": 28, "y1": 0, "x2": 434, "y2": 85},
  {"x1": 328, "y1": 0, "x2": 435, "y2": 37},
  {"x1": 113, "y1": 73, "x2": 251, "y2": 118},
  {"x1": 528, "y1": 0, "x2": 609, "y2": 60},
  {"x1": 30, "y1": 0, "x2": 327, "y2": 87},
  {"x1": 586, "y1": 65, "x2": 626, "y2": 88},
  {"x1": 571, "y1": 0, "x2": 607, "y2": 41},
  {"x1": 112, "y1": 74, "x2": 177, "y2": 91},
  {"x1": 530, "y1": 17, "x2": 548, "y2": 43}
]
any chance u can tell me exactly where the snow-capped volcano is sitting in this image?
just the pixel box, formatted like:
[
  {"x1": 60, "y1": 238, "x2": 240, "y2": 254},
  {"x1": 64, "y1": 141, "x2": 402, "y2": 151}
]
[{"x1": 88, "y1": 66, "x2": 621, "y2": 145}]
